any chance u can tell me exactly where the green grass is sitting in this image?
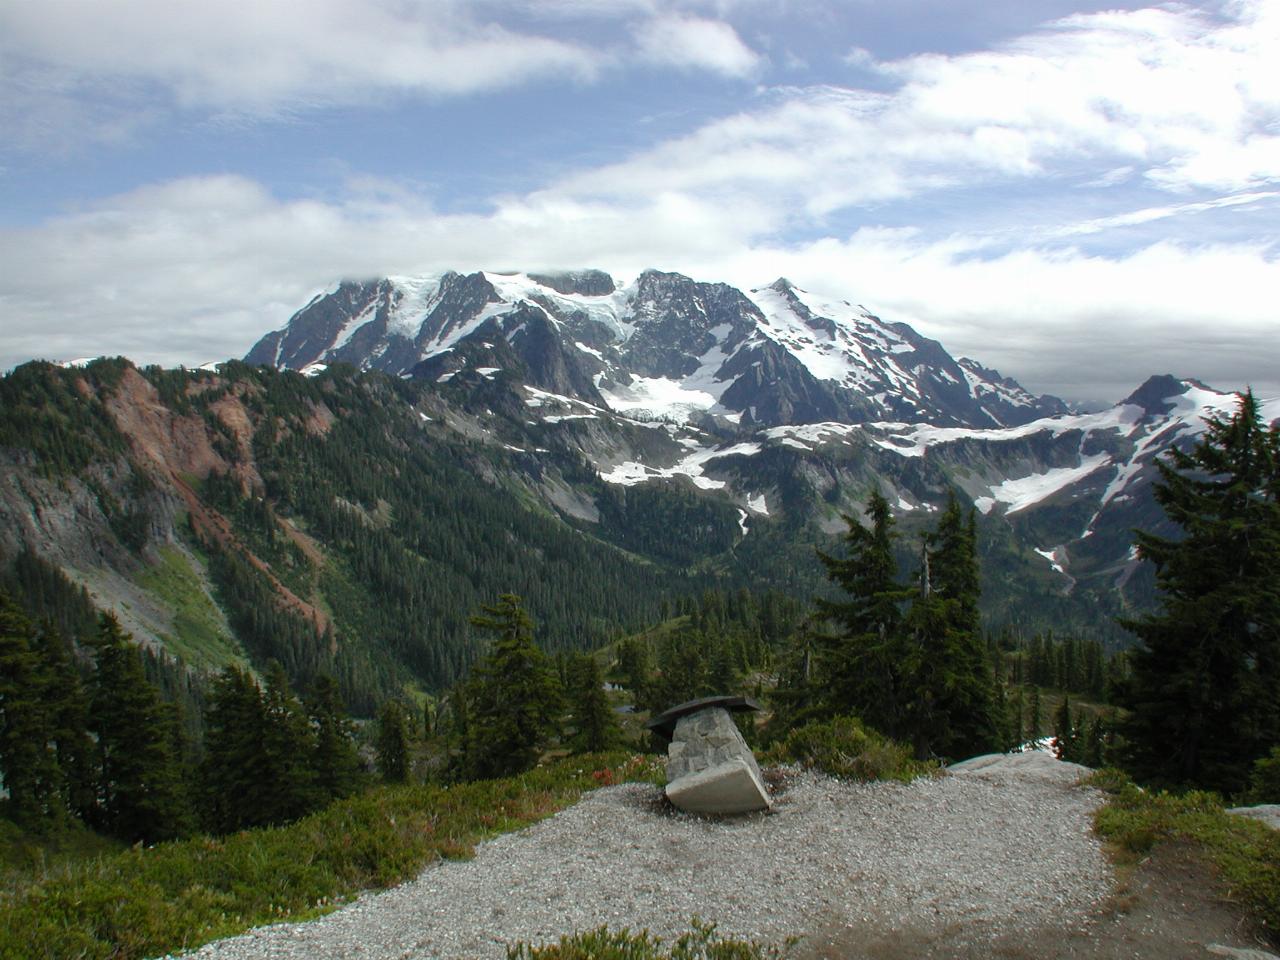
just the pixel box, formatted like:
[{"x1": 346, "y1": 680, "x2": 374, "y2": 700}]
[
  {"x1": 762, "y1": 716, "x2": 939, "y2": 784},
  {"x1": 0, "y1": 816, "x2": 122, "y2": 897},
  {"x1": 0, "y1": 752, "x2": 662, "y2": 960},
  {"x1": 133, "y1": 544, "x2": 248, "y2": 670},
  {"x1": 1091, "y1": 771, "x2": 1280, "y2": 943},
  {"x1": 508, "y1": 918, "x2": 792, "y2": 959}
]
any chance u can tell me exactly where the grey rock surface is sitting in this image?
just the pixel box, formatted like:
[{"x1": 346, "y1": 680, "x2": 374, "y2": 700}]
[
  {"x1": 665, "y1": 706, "x2": 770, "y2": 814},
  {"x1": 1206, "y1": 945, "x2": 1280, "y2": 960},
  {"x1": 665, "y1": 757, "x2": 772, "y2": 815},
  {"x1": 1226, "y1": 804, "x2": 1280, "y2": 831},
  {"x1": 170, "y1": 759, "x2": 1111, "y2": 960},
  {"x1": 948, "y1": 750, "x2": 1093, "y2": 783},
  {"x1": 666, "y1": 707, "x2": 763, "y2": 782}
]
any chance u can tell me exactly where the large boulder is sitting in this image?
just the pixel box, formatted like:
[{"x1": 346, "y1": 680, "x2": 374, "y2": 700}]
[{"x1": 663, "y1": 706, "x2": 770, "y2": 815}]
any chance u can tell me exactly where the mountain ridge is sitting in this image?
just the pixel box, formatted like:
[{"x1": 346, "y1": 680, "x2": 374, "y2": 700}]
[
  {"x1": 4, "y1": 274, "x2": 1274, "y2": 710},
  {"x1": 246, "y1": 268, "x2": 1069, "y2": 430}
]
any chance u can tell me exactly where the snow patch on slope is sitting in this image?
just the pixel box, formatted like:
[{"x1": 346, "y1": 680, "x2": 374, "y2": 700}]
[
  {"x1": 868, "y1": 405, "x2": 1144, "y2": 458},
  {"x1": 386, "y1": 275, "x2": 446, "y2": 338},
  {"x1": 599, "y1": 442, "x2": 762, "y2": 490},
  {"x1": 483, "y1": 272, "x2": 634, "y2": 341},
  {"x1": 974, "y1": 454, "x2": 1111, "y2": 515}
]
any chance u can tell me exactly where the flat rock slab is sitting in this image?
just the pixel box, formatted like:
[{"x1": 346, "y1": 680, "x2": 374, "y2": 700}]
[
  {"x1": 667, "y1": 758, "x2": 772, "y2": 815},
  {"x1": 648, "y1": 695, "x2": 762, "y2": 742},
  {"x1": 948, "y1": 751, "x2": 1092, "y2": 784}
]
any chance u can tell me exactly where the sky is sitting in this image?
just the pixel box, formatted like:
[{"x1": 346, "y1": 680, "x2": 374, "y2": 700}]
[{"x1": 1, "y1": 0, "x2": 1277, "y2": 405}]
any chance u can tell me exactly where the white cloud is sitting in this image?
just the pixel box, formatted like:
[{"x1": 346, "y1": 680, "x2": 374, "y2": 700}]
[
  {"x1": 1048, "y1": 190, "x2": 1280, "y2": 238},
  {"x1": 0, "y1": 0, "x2": 775, "y2": 140},
  {"x1": 0, "y1": 0, "x2": 605, "y2": 124},
  {"x1": 702, "y1": 230, "x2": 1280, "y2": 402},
  {"x1": 3, "y1": 173, "x2": 1278, "y2": 405},
  {"x1": 3, "y1": 3, "x2": 1279, "y2": 404},
  {"x1": 633, "y1": 14, "x2": 761, "y2": 77},
  {"x1": 550, "y1": 1, "x2": 1280, "y2": 212}
]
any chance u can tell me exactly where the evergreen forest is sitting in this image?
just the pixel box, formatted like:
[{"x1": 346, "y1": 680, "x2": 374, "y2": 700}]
[{"x1": 1, "y1": 361, "x2": 1277, "y2": 872}]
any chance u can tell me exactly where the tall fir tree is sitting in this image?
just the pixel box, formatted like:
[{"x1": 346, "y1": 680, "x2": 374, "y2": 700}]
[
  {"x1": 34, "y1": 622, "x2": 97, "y2": 821},
  {"x1": 201, "y1": 665, "x2": 269, "y2": 833},
  {"x1": 568, "y1": 653, "x2": 619, "y2": 753},
  {"x1": 814, "y1": 492, "x2": 911, "y2": 736},
  {"x1": 465, "y1": 594, "x2": 563, "y2": 779},
  {"x1": 307, "y1": 673, "x2": 363, "y2": 801},
  {"x1": 612, "y1": 636, "x2": 652, "y2": 706},
  {"x1": 88, "y1": 613, "x2": 191, "y2": 842},
  {"x1": 813, "y1": 492, "x2": 999, "y2": 760},
  {"x1": 916, "y1": 495, "x2": 1000, "y2": 759},
  {"x1": 0, "y1": 594, "x2": 60, "y2": 825},
  {"x1": 1010, "y1": 683, "x2": 1025, "y2": 748},
  {"x1": 259, "y1": 661, "x2": 319, "y2": 823},
  {"x1": 1028, "y1": 685, "x2": 1043, "y2": 742},
  {"x1": 1120, "y1": 391, "x2": 1280, "y2": 793},
  {"x1": 1054, "y1": 693, "x2": 1079, "y2": 762},
  {"x1": 375, "y1": 700, "x2": 411, "y2": 783}
]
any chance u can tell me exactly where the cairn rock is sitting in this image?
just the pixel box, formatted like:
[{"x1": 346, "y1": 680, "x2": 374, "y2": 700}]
[{"x1": 649, "y1": 698, "x2": 770, "y2": 815}]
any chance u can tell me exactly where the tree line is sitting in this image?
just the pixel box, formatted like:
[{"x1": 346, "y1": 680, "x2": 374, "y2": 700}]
[
  {"x1": 766, "y1": 492, "x2": 1002, "y2": 761},
  {"x1": 775, "y1": 391, "x2": 1278, "y2": 798}
]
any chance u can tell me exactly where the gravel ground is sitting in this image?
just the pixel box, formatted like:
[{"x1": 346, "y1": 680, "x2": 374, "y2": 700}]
[{"x1": 169, "y1": 752, "x2": 1111, "y2": 959}]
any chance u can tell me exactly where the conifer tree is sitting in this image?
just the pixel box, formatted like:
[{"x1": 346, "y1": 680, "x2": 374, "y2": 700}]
[
  {"x1": 0, "y1": 594, "x2": 59, "y2": 824},
  {"x1": 88, "y1": 613, "x2": 191, "y2": 842},
  {"x1": 375, "y1": 699, "x2": 411, "y2": 783},
  {"x1": 259, "y1": 661, "x2": 319, "y2": 823},
  {"x1": 1053, "y1": 693, "x2": 1078, "y2": 762},
  {"x1": 1082, "y1": 715, "x2": 1106, "y2": 768},
  {"x1": 814, "y1": 492, "x2": 911, "y2": 735},
  {"x1": 1010, "y1": 684, "x2": 1025, "y2": 748},
  {"x1": 913, "y1": 495, "x2": 1000, "y2": 759},
  {"x1": 201, "y1": 665, "x2": 268, "y2": 833},
  {"x1": 897, "y1": 564, "x2": 951, "y2": 758},
  {"x1": 767, "y1": 624, "x2": 825, "y2": 736},
  {"x1": 568, "y1": 653, "x2": 619, "y2": 753},
  {"x1": 648, "y1": 626, "x2": 711, "y2": 711},
  {"x1": 1121, "y1": 391, "x2": 1280, "y2": 793},
  {"x1": 447, "y1": 681, "x2": 471, "y2": 760},
  {"x1": 465, "y1": 594, "x2": 563, "y2": 779},
  {"x1": 1028, "y1": 685, "x2": 1043, "y2": 742},
  {"x1": 35, "y1": 622, "x2": 97, "y2": 821},
  {"x1": 613, "y1": 636, "x2": 652, "y2": 706},
  {"x1": 307, "y1": 673, "x2": 362, "y2": 801}
]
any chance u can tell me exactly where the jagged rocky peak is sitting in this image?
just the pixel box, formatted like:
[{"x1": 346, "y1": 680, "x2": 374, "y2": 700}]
[
  {"x1": 761, "y1": 277, "x2": 838, "y2": 338},
  {"x1": 526, "y1": 269, "x2": 615, "y2": 296},
  {"x1": 246, "y1": 265, "x2": 1069, "y2": 431},
  {"x1": 1121, "y1": 374, "x2": 1204, "y2": 416},
  {"x1": 620, "y1": 270, "x2": 761, "y2": 380}
]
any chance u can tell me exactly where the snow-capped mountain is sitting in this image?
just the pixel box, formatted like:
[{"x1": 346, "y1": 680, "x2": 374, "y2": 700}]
[
  {"x1": 245, "y1": 269, "x2": 1067, "y2": 429},
  {"x1": 240, "y1": 269, "x2": 1277, "y2": 629}
]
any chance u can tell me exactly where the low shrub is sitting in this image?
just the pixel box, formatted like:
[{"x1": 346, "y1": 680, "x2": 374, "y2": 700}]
[
  {"x1": 1248, "y1": 747, "x2": 1280, "y2": 804},
  {"x1": 507, "y1": 918, "x2": 790, "y2": 959},
  {"x1": 0, "y1": 752, "x2": 650, "y2": 960},
  {"x1": 763, "y1": 716, "x2": 937, "y2": 783},
  {"x1": 1093, "y1": 775, "x2": 1280, "y2": 942}
]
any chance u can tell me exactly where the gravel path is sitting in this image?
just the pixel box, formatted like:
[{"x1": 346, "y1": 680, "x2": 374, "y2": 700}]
[{"x1": 170, "y1": 753, "x2": 1111, "y2": 959}]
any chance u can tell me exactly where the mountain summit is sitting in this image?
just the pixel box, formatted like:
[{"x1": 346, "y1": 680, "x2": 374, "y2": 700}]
[{"x1": 246, "y1": 270, "x2": 1067, "y2": 429}]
